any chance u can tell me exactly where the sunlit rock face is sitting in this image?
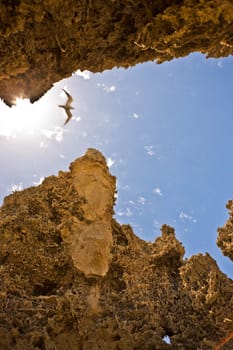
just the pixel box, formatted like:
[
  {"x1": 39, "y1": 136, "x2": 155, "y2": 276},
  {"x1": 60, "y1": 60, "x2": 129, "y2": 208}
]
[
  {"x1": 0, "y1": 149, "x2": 232, "y2": 349},
  {"x1": 60, "y1": 148, "x2": 116, "y2": 277},
  {"x1": 0, "y1": 0, "x2": 233, "y2": 105}
]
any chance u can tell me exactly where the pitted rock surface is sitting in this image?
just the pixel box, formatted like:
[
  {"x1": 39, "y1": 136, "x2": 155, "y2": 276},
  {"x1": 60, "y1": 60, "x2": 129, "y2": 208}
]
[
  {"x1": 0, "y1": 1, "x2": 233, "y2": 105},
  {"x1": 0, "y1": 149, "x2": 232, "y2": 349}
]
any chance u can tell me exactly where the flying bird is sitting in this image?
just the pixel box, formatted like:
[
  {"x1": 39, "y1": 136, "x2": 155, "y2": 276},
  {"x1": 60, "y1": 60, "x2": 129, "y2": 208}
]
[{"x1": 58, "y1": 89, "x2": 74, "y2": 125}]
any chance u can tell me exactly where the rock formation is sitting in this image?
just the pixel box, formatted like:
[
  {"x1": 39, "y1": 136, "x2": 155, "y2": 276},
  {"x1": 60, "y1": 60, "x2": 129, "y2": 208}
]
[
  {"x1": 217, "y1": 200, "x2": 233, "y2": 262},
  {"x1": 0, "y1": 148, "x2": 232, "y2": 349},
  {"x1": 0, "y1": 0, "x2": 233, "y2": 105}
]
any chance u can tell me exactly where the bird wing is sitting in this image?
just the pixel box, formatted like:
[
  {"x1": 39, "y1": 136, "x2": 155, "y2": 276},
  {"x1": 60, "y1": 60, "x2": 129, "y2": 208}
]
[
  {"x1": 62, "y1": 89, "x2": 73, "y2": 108},
  {"x1": 64, "y1": 108, "x2": 73, "y2": 125}
]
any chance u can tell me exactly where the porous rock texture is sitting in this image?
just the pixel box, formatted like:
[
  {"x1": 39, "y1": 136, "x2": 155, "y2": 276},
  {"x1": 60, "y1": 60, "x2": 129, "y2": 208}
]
[
  {"x1": 0, "y1": 148, "x2": 232, "y2": 350},
  {"x1": 217, "y1": 200, "x2": 233, "y2": 262},
  {"x1": 0, "y1": 0, "x2": 233, "y2": 105}
]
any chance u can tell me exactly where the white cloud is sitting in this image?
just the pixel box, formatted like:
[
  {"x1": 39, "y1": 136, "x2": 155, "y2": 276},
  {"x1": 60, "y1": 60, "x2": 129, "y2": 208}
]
[
  {"x1": 39, "y1": 141, "x2": 48, "y2": 149},
  {"x1": 153, "y1": 219, "x2": 161, "y2": 229},
  {"x1": 126, "y1": 208, "x2": 133, "y2": 217},
  {"x1": 116, "y1": 207, "x2": 133, "y2": 217},
  {"x1": 108, "y1": 86, "x2": 116, "y2": 92},
  {"x1": 107, "y1": 157, "x2": 115, "y2": 168},
  {"x1": 41, "y1": 126, "x2": 65, "y2": 142},
  {"x1": 179, "y1": 212, "x2": 189, "y2": 220},
  {"x1": 137, "y1": 196, "x2": 146, "y2": 205},
  {"x1": 75, "y1": 69, "x2": 92, "y2": 80},
  {"x1": 97, "y1": 83, "x2": 116, "y2": 93},
  {"x1": 217, "y1": 61, "x2": 223, "y2": 69},
  {"x1": 144, "y1": 145, "x2": 155, "y2": 156},
  {"x1": 153, "y1": 187, "x2": 163, "y2": 196},
  {"x1": 33, "y1": 177, "x2": 44, "y2": 186},
  {"x1": 115, "y1": 209, "x2": 124, "y2": 217},
  {"x1": 129, "y1": 112, "x2": 140, "y2": 119},
  {"x1": 179, "y1": 211, "x2": 197, "y2": 223},
  {"x1": 10, "y1": 183, "x2": 23, "y2": 192}
]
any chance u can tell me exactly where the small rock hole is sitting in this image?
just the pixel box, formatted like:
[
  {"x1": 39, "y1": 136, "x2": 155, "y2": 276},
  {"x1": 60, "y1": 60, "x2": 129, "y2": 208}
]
[
  {"x1": 33, "y1": 337, "x2": 46, "y2": 350},
  {"x1": 33, "y1": 280, "x2": 58, "y2": 296},
  {"x1": 113, "y1": 333, "x2": 121, "y2": 341}
]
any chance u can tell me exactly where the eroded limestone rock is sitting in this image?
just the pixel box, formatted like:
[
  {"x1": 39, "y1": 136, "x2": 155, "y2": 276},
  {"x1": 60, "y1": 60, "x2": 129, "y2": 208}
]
[
  {"x1": 0, "y1": 149, "x2": 232, "y2": 349},
  {"x1": 60, "y1": 148, "x2": 116, "y2": 277},
  {"x1": 217, "y1": 200, "x2": 233, "y2": 261},
  {"x1": 0, "y1": 0, "x2": 233, "y2": 105}
]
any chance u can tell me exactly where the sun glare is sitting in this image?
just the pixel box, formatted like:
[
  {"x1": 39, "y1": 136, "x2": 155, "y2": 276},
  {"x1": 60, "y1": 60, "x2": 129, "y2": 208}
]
[{"x1": 0, "y1": 96, "x2": 55, "y2": 138}]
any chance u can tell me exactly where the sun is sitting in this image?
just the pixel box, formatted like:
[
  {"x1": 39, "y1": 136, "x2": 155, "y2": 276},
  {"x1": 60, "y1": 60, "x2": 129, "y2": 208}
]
[
  {"x1": 12, "y1": 98, "x2": 41, "y2": 132},
  {"x1": 0, "y1": 96, "x2": 56, "y2": 138}
]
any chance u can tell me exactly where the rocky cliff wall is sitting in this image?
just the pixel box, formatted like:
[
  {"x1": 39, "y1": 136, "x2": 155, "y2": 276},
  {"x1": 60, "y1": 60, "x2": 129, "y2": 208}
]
[
  {"x1": 0, "y1": 0, "x2": 233, "y2": 105},
  {"x1": 0, "y1": 149, "x2": 232, "y2": 350}
]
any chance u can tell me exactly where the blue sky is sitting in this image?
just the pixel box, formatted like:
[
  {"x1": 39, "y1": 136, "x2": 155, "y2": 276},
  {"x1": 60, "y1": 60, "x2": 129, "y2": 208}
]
[{"x1": 0, "y1": 53, "x2": 232, "y2": 278}]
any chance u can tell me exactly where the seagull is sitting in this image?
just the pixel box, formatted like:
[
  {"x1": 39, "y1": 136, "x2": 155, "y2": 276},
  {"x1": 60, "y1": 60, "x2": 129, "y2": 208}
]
[{"x1": 58, "y1": 89, "x2": 74, "y2": 125}]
